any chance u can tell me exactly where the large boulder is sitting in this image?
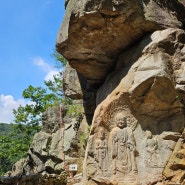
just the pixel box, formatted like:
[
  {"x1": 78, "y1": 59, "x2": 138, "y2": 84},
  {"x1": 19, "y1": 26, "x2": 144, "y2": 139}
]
[
  {"x1": 56, "y1": 0, "x2": 185, "y2": 85},
  {"x1": 57, "y1": 0, "x2": 185, "y2": 124},
  {"x1": 42, "y1": 106, "x2": 61, "y2": 133}
]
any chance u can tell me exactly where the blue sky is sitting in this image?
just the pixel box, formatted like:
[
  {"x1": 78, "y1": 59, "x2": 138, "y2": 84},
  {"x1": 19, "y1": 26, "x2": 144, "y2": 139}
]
[{"x1": 0, "y1": 0, "x2": 65, "y2": 123}]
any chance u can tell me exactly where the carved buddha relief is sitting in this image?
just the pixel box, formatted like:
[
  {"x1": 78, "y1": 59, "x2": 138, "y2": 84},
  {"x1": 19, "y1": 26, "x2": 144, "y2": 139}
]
[
  {"x1": 85, "y1": 103, "x2": 140, "y2": 184},
  {"x1": 83, "y1": 94, "x2": 183, "y2": 185},
  {"x1": 110, "y1": 112, "x2": 139, "y2": 184},
  {"x1": 94, "y1": 127, "x2": 108, "y2": 177},
  {"x1": 85, "y1": 125, "x2": 109, "y2": 180},
  {"x1": 145, "y1": 131, "x2": 162, "y2": 168}
]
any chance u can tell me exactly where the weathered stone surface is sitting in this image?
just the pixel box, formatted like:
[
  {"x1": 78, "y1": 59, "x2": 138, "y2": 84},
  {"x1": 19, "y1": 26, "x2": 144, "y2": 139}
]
[
  {"x1": 163, "y1": 131, "x2": 185, "y2": 184},
  {"x1": 82, "y1": 28, "x2": 185, "y2": 185},
  {"x1": 4, "y1": 158, "x2": 27, "y2": 177},
  {"x1": 42, "y1": 106, "x2": 61, "y2": 133},
  {"x1": 56, "y1": 0, "x2": 185, "y2": 85},
  {"x1": 27, "y1": 106, "x2": 84, "y2": 176},
  {"x1": 58, "y1": 0, "x2": 185, "y2": 124},
  {"x1": 97, "y1": 28, "x2": 185, "y2": 104},
  {"x1": 0, "y1": 173, "x2": 67, "y2": 185},
  {"x1": 63, "y1": 63, "x2": 84, "y2": 99}
]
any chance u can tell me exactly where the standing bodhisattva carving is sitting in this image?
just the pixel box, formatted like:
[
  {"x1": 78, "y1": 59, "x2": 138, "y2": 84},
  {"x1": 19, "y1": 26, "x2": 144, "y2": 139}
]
[
  {"x1": 110, "y1": 112, "x2": 138, "y2": 183},
  {"x1": 145, "y1": 131, "x2": 162, "y2": 168},
  {"x1": 95, "y1": 127, "x2": 108, "y2": 177}
]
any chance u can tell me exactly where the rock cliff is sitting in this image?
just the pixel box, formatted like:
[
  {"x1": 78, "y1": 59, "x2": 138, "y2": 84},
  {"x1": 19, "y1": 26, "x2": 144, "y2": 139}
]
[
  {"x1": 57, "y1": 0, "x2": 185, "y2": 85},
  {"x1": 57, "y1": 0, "x2": 185, "y2": 185}
]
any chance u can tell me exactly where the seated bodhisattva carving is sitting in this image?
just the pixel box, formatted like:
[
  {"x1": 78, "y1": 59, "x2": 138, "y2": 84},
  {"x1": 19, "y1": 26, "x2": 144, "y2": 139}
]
[{"x1": 110, "y1": 112, "x2": 138, "y2": 183}]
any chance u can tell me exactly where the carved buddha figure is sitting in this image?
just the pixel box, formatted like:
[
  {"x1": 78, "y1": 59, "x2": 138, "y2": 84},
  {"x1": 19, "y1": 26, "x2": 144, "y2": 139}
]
[
  {"x1": 95, "y1": 127, "x2": 108, "y2": 177},
  {"x1": 110, "y1": 112, "x2": 137, "y2": 177},
  {"x1": 145, "y1": 131, "x2": 160, "y2": 167}
]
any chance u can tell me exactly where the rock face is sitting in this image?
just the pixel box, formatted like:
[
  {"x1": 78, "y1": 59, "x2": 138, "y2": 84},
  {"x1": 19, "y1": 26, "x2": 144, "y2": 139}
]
[
  {"x1": 57, "y1": 0, "x2": 185, "y2": 85},
  {"x1": 83, "y1": 28, "x2": 185, "y2": 185},
  {"x1": 63, "y1": 63, "x2": 84, "y2": 100},
  {"x1": 57, "y1": 0, "x2": 185, "y2": 123},
  {"x1": 57, "y1": 1, "x2": 185, "y2": 185},
  {"x1": 23, "y1": 106, "x2": 67, "y2": 176}
]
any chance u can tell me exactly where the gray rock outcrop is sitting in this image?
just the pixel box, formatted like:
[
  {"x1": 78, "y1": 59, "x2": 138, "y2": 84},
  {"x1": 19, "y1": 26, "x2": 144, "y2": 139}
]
[{"x1": 63, "y1": 63, "x2": 84, "y2": 100}]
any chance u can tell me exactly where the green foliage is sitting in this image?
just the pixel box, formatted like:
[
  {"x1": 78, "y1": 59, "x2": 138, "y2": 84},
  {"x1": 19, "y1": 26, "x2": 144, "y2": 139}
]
[
  {"x1": 0, "y1": 66, "x2": 65, "y2": 176},
  {"x1": 0, "y1": 123, "x2": 14, "y2": 136},
  {"x1": 44, "y1": 72, "x2": 63, "y2": 98},
  {"x1": 79, "y1": 132, "x2": 88, "y2": 149},
  {"x1": 0, "y1": 123, "x2": 14, "y2": 175},
  {"x1": 79, "y1": 126, "x2": 91, "y2": 149},
  {"x1": 51, "y1": 49, "x2": 68, "y2": 67},
  {"x1": 0, "y1": 124, "x2": 41, "y2": 176},
  {"x1": 0, "y1": 156, "x2": 12, "y2": 176},
  {"x1": 67, "y1": 104, "x2": 83, "y2": 117},
  {"x1": 62, "y1": 96, "x2": 73, "y2": 105},
  {"x1": 13, "y1": 72, "x2": 64, "y2": 126}
]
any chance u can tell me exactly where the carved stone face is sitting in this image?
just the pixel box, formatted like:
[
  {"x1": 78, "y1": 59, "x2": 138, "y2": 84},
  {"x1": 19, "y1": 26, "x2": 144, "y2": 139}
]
[
  {"x1": 115, "y1": 113, "x2": 127, "y2": 129},
  {"x1": 99, "y1": 127, "x2": 105, "y2": 140},
  {"x1": 112, "y1": 0, "x2": 124, "y2": 6},
  {"x1": 146, "y1": 130, "x2": 153, "y2": 139}
]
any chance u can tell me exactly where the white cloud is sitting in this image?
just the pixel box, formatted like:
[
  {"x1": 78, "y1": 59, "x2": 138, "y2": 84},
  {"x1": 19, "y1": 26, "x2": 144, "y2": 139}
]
[
  {"x1": 0, "y1": 94, "x2": 27, "y2": 123},
  {"x1": 33, "y1": 56, "x2": 52, "y2": 72},
  {"x1": 33, "y1": 56, "x2": 60, "y2": 81},
  {"x1": 44, "y1": 70, "x2": 59, "y2": 81}
]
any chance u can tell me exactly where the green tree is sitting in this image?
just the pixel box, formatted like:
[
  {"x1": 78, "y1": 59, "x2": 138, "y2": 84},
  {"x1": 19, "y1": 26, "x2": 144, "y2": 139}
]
[
  {"x1": 51, "y1": 49, "x2": 68, "y2": 67},
  {"x1": 13, "y1": 72, "x2": 64, "y2": 126},
  {"x1": 0, "y1": 124, "x2": 41, "y2": 176},
  {"x1": 0, "y1": 71, "x2": 65, "y2": 176}
]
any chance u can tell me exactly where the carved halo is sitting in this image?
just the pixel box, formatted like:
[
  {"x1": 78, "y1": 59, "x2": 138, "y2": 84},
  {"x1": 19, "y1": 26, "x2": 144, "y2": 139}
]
[{"x1": 102, "y1": 100, "x2": 137, "y2": 131}]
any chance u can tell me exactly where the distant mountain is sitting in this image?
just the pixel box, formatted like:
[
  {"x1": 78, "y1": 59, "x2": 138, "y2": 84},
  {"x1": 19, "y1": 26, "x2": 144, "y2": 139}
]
[{"x1": 0, "y1": 123, "x2": 14, "y2": 136}]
